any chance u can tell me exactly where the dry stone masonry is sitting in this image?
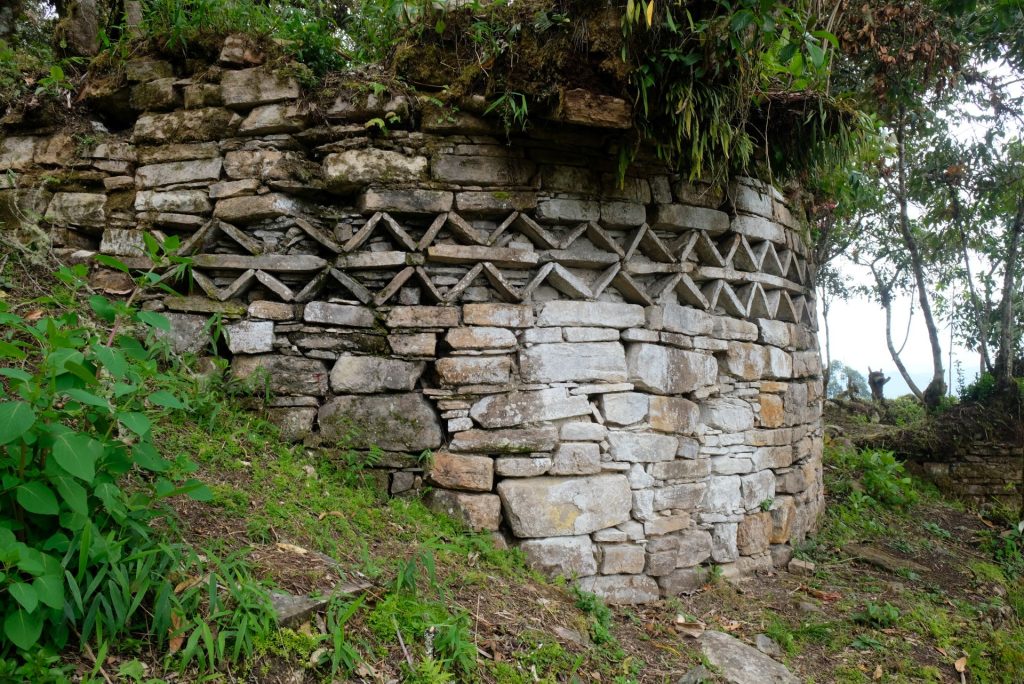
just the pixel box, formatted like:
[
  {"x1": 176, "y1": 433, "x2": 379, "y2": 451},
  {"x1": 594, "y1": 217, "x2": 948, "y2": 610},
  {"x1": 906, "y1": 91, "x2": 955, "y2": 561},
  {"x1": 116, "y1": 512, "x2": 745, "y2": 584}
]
[{"x1": 1, "y1": 51, "x2": 825, "y2": 603}]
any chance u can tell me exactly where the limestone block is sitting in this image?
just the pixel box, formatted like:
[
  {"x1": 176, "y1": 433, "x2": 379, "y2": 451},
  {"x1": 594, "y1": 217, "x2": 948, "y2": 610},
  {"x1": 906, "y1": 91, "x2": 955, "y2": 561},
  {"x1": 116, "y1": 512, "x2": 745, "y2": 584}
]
[
  {"x1": 759, "y1": 394, "x2": 785, "y2": 428},
  {"x1": 99, "y1": 229, "x2": 144, "y2": 256},
  {"x1": 184, "y1": 83, "x2": 223, "y2": 109},
  {"x1": 752, "y1": 445, "x2": 793, "y2": 470},
  {"x1": 600, "y1": 544, "x2": 646, "y2": 574},
  {"x1": 629, "y1": 463, "x2": 656, "y2": 489},
  {"x1": 238, "y1": 103, "x2": 307, "y2": 135},
  {"x1": 711, "y1": 455, "x2": 754, "y2": 475},
  {"x1": 576, "y1": 575, "x2": 660, "y2": 604},
  {"x1": 712, "y1": 523, "x2": 739, "y2": 562},
  {"x1": 133, "y1": 108, "x2": 237, "y2": 144},
  {"x1": 318, "y1": 393, "x2": 442, "y2": 451},
  {"x1": 792, "y1": 351, "x2": 821, "y2": 378},
  {"x1": 220, "y1": 67, "x2": 299, "y2": 109},
  {"x1": 386, "y1": 306, "x2": 460, "y2": 328},
  {"x1": 520, "y1": 536, "x2": 597, "y2": 577},
  {"x1": 463, "y1": 303, "x2": 534, "y2": 328},
  {"x1": 136, "y1": 157, "x2": 223, "y2": 188},
  {"x1": 324, "y1": 149, "x2": 428, "y2": 191},
  {"x1": 226, "y1": 320, "x2": 274, "y2": 354},
  {"x1": 562, "y1": 327, "x2": 620, "y2": 342},
  {"x1": 731, "y1": 213, "x2": 785, "y2": 243},
  {"x1": 648, "y1": 204, "x2": 729, "y2": 233},
  {"x1": 214, "y1": 193, "x2": 298, "y2": 223},
  {"x1": 657, "y1": 567, "x2": 705, "y2": 595},
  {"x1": 0, "y1": 136, "x2": 37, "y2": 170},
  {"x1": 425, "y1": 490, "x2": 501, "y2": 531},
  {"x1": 737, "y1": 512, "x2": 772, "y2": 555},
  {"x1": 701, "y1": 398, "x2": 755, "y2": 432},
  {"x1": 130, "y1": 78, "x2": 181, "y2": 111},
  {"x1": 134, "y1": 190, "x2": 210, "y2": 214},
  {"x1": 702, "y1": 475, "x2": 742, "y2": 515},
  {"x1": 470, "y1": 388, "x2": 591, "y2": 428},
  {"x1": 647, "y1": 304, "x2": 714, "y2": 335},
  {"x1": 450, "y1": 427, "x2": 559, "y2": 453},
  {"x1": 650, "y1": 459, "x2": 710, "y2": 481},
  {"x1": 535, "y1": 198, "x2": 600, "y2": 223},
  {"x1": 432, "y1": 154, "x2": 535, "y2": 185},
  {"x1": 549, "y1": 442, "x2": 601, "y2": 475},
  {"x1": 758, "y1": 319, "x2": 792, "y2": 347},
  {"x1": 445, "y1": 326, "x2": 517, "y2": 350},
  {"x1": 497, "y1": 474, "x2": 632, "y2": 537},
  {"x1": 495, "y1": 457, "x2": 552, "y2": 477},
  {"x1": 231, "y1": 354, "x2": 328, "y2": 396},
  {"x1": 649, "y1": 396, "x2": 701, "y2": 434},
  {"x1": 266, "y1": 407, "x2": 316, "y2": 442},
  {"x1": 436, "y1": 356, "x2": 511, "y2": 385},
  {"x1": 676, "y1": 529, "x2": 713, "y2": 567},
  {"x1": 725, "y1": 341, "x2": 766, "y2": 381},
  {"x1": 643, "y1": 512, "x2": 688, "y2": 535},
  {"x1": 456, "y1": 190, "x2": 537, "y2": 216},
  {"x1": 44, "y1": 193, "x2": 106, "y2": 228},
  {"x1": 210, "y1": 179, "x2": 259, "y2": 199},
  {"x1": 125, "y1": 58, "x2": 173, "y2": 81},
  {"x1": 608, "y1": 432, "x2": 678, "y2": 463},
  {"x1": 653, "y1": 483, "x2": 706, "y2": 510},
  {"x1": 769, "y1": 496, "x2": 796, "y2": 543},
  {"x1": 537, "y1": 301, "x2": 645, "y2": 328},
  {"x1": 626, "y1": 343, "x2": 717, "y2": 395},
  {"x1": 741, "y1": 471, "x2": 776, "y2": 510},
  {"x1": 712, "y1": 317, "x2": 759, "y2": 341},
  {"x1": 329, "y1": 356, "x2": 424, "y2": 393},
  {"x1": 427, "y1": 452, "x2": 493, "y2": 492},
  {"x1": 600, "y1": 392, "x2": 649, "y2": 426},
  {"x1": 159, "y1": 313, "x2": 209, "y2": 354},
  {"x1": 389, "y1": 333, "x2": 436, "y2": 357},
  {"x1": 358, "y1": 188, "x2": 453, "y2": 214},
  {"x1": 520, "y1": 342, "x2": 627, "y2": 384},
  {"x1": 600, "y1": 201, "x2": 646, "y2": 228},
  {"x1": 765, "y1": 347, "x2": 793, "y2": 379},
  {"x1": 560, "y1": 422, "x2": 607, "y2": 441},
  {"x1": 304, "y1": 302, "x2": 375, "y2": 327}
]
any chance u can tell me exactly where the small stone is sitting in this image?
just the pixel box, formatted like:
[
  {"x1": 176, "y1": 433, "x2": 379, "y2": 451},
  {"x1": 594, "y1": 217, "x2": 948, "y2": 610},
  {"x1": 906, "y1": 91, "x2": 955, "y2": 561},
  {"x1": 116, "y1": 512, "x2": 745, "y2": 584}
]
[
  {"x1": 607, "y1": 432, "x2": 678, "y2": 463},
  {"x1": 536, "y1": 198, "x2": 600, "y2": 223},
  {"x1": 445, "y1": 327, "x2": 516, "y2": 349},
  {"x1": 754, "y1": 634, "x2": 783, "y2": 658},
  {"x1": 575, "y1": 575, "x2": 660, "y2": 604},
  {"x1": 463, "y1": 303, "x2": 533, "y2": 328},
  {"x1": 436, "y1": 356, "x2": 511, "y2": 385},
  {"x1": 449, "y1": 427, "x2": 559, "y2": 453},
  {"x1": 559, "y1": 422, "x2": 607, "y2": 441},
  {"x1": 520, "y1": 536, "x2": 597, "y2": 578},
  {"x1": 741, "y1": 470, "x2": 775, "y2": 510},
  {"x1": 249, "y1": 301, "x2": 295, "y2": 320},
  {"x1": 712, "y1": 523, "x2": 739, "y2": 562},
  {"x1": 134, "y1": 190, "x2": 211, "y2": 214},
  {"x1": 699, "y1": 631, "x2": 799, "y2": 684},
  {"x1": 494, "y1": 457, "x2": 551, "y2": 477},
  {"x1": 427, "y1": 452, "x2": 493, "y2": 492},
  {"x1": 266, "y1": 407, "x2": 316, "y2": 442},
  {"x1": 649, "y1": 204, "x2": 729, "y2": 233},
  {"x1": 549, "y1": 442, "x2": 601, "y2": 475},
  {"x1": 600, "y1": 544, "x2": 645, "y2": 574},
  {"x1": 386, "y1": 306, "x2": 460, "y2": 328},
  {"x1": 425, "y1": 490, "x2": 501, "y2": 531},
  {"x1": 133, "y1": 108, "x2": 236, "y2": 144},
  {"x1": 647, "y1": 304, "x2": 713, "y2": 335},
  {"x1": 600, "y1": 392, "x2": 649, "y2": 426},
  {"x1": 226, "y1": 320, "x2": 274, "y2": 354},
  {"x1": 562, "y1": 327, "x2": 620, "y2": 342},
  {"x1": 787, "y1": 558, "x2": 815, "y2": 576},
  {"x1": 389, "y1": 333, "x2": 436, "y2": 356},
  {"x1": 214, "y1": 193, "x2": 298, "y2": 223},
  {"x1": 432, "y1": 154, "x2": 535, "y2": 185},
  {"x1": 657, "y1": 567, "x2": 705, "y2": 595},
  {"x1": 220, "y1": 67, "x2": 299, "y2": 109}
]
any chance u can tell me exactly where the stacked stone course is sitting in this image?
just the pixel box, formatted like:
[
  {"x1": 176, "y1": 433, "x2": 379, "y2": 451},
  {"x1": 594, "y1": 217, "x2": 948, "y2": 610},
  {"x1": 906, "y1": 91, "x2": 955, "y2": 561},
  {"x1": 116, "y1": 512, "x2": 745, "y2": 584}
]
[{"x1": 0, "y1": 51, "x2": 825, "y2": 603}]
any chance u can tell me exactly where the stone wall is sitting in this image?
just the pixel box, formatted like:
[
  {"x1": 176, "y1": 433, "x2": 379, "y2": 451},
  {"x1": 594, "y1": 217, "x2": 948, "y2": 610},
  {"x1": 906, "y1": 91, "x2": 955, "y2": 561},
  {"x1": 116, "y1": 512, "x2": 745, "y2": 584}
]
[
  {"x1": 0, "y1": 52, "x2": 825, "y2": 603},
  {"x1": 910, "y1": 442, "x2": 1023, "y2": 510}
]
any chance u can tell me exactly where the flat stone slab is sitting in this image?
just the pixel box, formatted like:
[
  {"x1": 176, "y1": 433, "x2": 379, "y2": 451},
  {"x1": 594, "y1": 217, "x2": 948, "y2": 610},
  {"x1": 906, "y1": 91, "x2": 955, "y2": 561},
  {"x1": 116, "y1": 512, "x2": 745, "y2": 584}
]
[
  {"x1": 271, "y1": 579, "x2": 370, "y2": 628},
  {"x1": 497, "y1": 474, "x2": 631, "y2": 537},
  {"x1": 843, "y1": 543, "x2": 928, "y2": 574},
  {"x1": 698, "y1": 630, "x2": 799, "y2": 684}
]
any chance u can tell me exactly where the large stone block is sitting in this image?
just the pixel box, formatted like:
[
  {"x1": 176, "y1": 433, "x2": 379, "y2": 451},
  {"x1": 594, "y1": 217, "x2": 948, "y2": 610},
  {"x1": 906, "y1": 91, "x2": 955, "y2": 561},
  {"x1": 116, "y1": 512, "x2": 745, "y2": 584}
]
[
  {"x1": 647, "y1": 304, "x2": 714, "y2": 335},
  {"x1": 220, "y1": 67, "x2": 299, "y2": 109},
  {"x1": 648, "y1": 396, "x2": 700, "y2": 434},
  {"x1": 214, "y1": 193, "x2": 299, "y2": 223},
  {"x1": 436, "y1": 356, "x2": 511, "y2": 385},
  {"x1": 576, "y1": 575, "x2": 660, "y2": 604},
  {"x1": 449, "y1": 427, "x2": 558, "y2": 453},
  {"x1": 497, "y1": 474, "x2": 632, "y2": 537},
  {"x1": 133, "y1": 108, "x2": 237, "y2": 144},
  {"x1": 701, "y1": 398, "x2": 755, "y2": 432},
  {"x1": 537, "y1": 301, "x2": 645, "y2": 328},
  {"x1": 712, "y1": 522, "x2": 739, "y2": 562},
  {"x1": 463, "y1": 303, "x2": 534, "y2": 328},
  {"x1": 445, "y1": 327, "x2": 516, "y2": 350},
  {"x1": 599, "y1": 392, "x2": 649, "y2": 427},
  {"x1": 231, "y1": 354, "x2": 328, "y2": 396},
  {"x1": 702, "y1": 475, "x2": 742, "y2": 515},
  {"x1": 358, "y1": 188, "x2": 453, "y2": 214},
  {"x1": 653, "y1": 483, "x2": 706, "y2": 510},
  {"x1": 608, "y1": 432, "x2": 678, "y2": 463},
  {"x1": 425, "y1": 490, "x2": 501, "y2": 531},
  {"x1": 494, "y1": 457, "x2": 552, "y2": 477},
  {"x1": 725, "y1": 342, "x2": 766, "y2": 381},
  {"x1": 427, "y1": 452, "x2": 493, "y2": 492},
  {"x1": 600, "y1": 544, "x2": 646, "y2": 574},
  {"x1": 329, "y1": 356, "x2": 425, "y2": 393},
  {"x1": 649, "y1": 204, "x2": 729, "y2": 233},
  {"x1": 432, "y1": 154, "x2": 535, "y2": 185},
  {"x1": 549, "y1": 442, "x2": 601, "y2": 475},
  {"x1": 520, "y1": 536, "x2": 597, "y2": 577},
  {"x1": 626, "y1": 344, "x2": 717, "y2": 395},
  {"x1": 737, "y1": 512, "x2": 772, "y2": 555},
  {"x1": 44, "y1": 193, "x2": 106, "y2": 228},
  {"x1": 318, "y1": 393, "x2": 442, "y2": 451},
  {"x1": 324, "y1": 149, "x2": 428, "y2": 191},
  {"x1": 135, "y1": 190, "x2": 211, "y2": 214},
  {"x1": 519, "y1": 342, "x2": 627, "y2": 384},
  {"x1": 469, "y1": 388, "x2": 591, "y2": 428},
  {"x1": 304, "y1": 302, "x2": 375, "y2": 327},
  {"x1": 136, "y1": 157, "x2": 223, "y2": 188},
  {"x1": 741, "y1": 470, "x2": 776, "y2": 510},
  {"x1": 225, "y1": 320, "x2": 273, "y2": 354},
  {"x1": 676, "y1": 529, "x2": 713, "y2": 567}
]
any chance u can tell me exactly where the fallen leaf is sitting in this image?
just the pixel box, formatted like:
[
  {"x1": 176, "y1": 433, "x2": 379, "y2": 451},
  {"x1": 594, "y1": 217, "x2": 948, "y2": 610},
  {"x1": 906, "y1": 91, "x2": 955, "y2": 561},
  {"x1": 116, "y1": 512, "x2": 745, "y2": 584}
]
[
  {"x1": 800, "y1": 585, "x2": 842, "y2": 602},
  {"x1": 168, "y1": 613, "x2": 184, "y2": 654},
  {"x1": 173, "y1": 575, "x2": 204, "y2": 594},
  {"x1": 25, "y1": 309, "x2": 44, "y2": 322},
  {"x1": 276, "y1": 542, "x2": 309, "y2": 555},
  {"x1": 936, "y1": 647, "x2": 948, "y2": 657},
  {"x1": 873, "y1": 664, "x2": 883, "y2": 680},
  {"x1": 317, "y1": 511, "x2": 344, "y2": 520},
  {"x1": 675, "y1": 621, "x2": 706, "y2": 638},
  {"x1": 955, "y1": 656, "x2": 967, "y2": 673}
]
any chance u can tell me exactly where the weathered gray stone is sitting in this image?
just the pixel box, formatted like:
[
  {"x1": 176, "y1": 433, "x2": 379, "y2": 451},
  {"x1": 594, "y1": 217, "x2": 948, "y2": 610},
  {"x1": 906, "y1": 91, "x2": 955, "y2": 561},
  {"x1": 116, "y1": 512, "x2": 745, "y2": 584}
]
[
  {"x1": 426, "y1": 452, "x2": 493, "y2": 492},
  {"x1": 130, "y1": 78, "x2": 181, "y2": 111},
  {"x1": 657, "y1": 567, "x2": 705, "y2": 595},
  {"x1": 495, "y1": 457, "x2": 552, "y2": 477},
  {"x1": 650, "y1": 459, "x2": 710, "y2": 481},
  {"x1": 600, "y1": 201, "x2": 646, "y2": 228},
  {"x1": 318, "y1": 393, "x2": 442, "y2": 451},
  {"x1": 450, "y1": 427, "x2": 558, "y2": 453},
  {"x1": 537, "y1": 301, "x2": 645, "y2": 328},
  {"x1": 386, "y1": 306, "x2": 460, "y2": 328},
  {"x1": 456, "y1": 190, "x2": 537, "y2": 216},
  {"x1": 560, "y1": 422, "x2": 607, "y2": 441},
  {"x1": 329, "y1": 356, "x2": 424, "y2": 393},
  {"x1": 740, "y1": 471, "x2": 776, "y2": 510},
  {"x1": 231, "y1": 355, "x2": 329, "y2": 396},
  {"x1": 765, "y1": 347, "x2": 793, "y2": 379},
  {"x1": 520, "y1": 342, "x2": 627, "y2": 384},
  {"x1": 388, "y1": 333, "x2": 436, "y2": 356},
  {"x1": 432, "y1": 154, "x2": 535, "y2": 185},
  {"x1": 425, "y1": 490, "x2": 501, "y2": 531},
  {"x1": 100, "y1": 229, "x2": 145, "y2": 256},
  {"x1": 266, "y1": 407, "x2": 317, "y2": 442},
  {"x1": 653, "y1": 483, "x2": 706, "y2": 510},
  {"x1": 358, "y1": 188, "x2": 453, "y2": 214},
  {"x1": 712, "y1": 523, "x2": 739, "y2": 562},
  {"x1": 726, "y1": 342, "x2": 766, "y2": 380},
  {"x1": 699, "y1": 630, "x2": 800, "y2": 684},
  {"x1": 304, "y1": 302, "x2": 375, "y2": 327},
  {"x1": 445, "y1": 327, "x2": 516, "y2": 349},
  {"x1": 600, "y1": 544, "x2": 646, "y2": 574},
  {"x1": 214, "y1": 193, "x2": 298, "y2": 223},
  {"x1": 701, "y1": 398, "x2": 755, "y2": 432},
  {"x1": 0, "y1": 136, "x2": 37, "y2": 170},
  {"x1": 626, "y1": 344, "x2": 717, "y2": 395},
  {"x1": 758, "y1": 319, "x2": 792, "y2": 347},
  {"x1": 731, "y1": 214, "x2": 786, "y2": 244},
  {"x1": 220, "y1": 68, "x2": 299, "y2": 109},
  {"x1": 648, "y1": 396, "x2": 700, "y2": 434},
  {"x1": 134, "y1": 189, "x2": 210, "y2": 214},
  {"x1": 647, "y1": 305, "x2": 714, "y2": 335},
  {"x1": 324, "y1": 149, "x2": 428, "y2": 191},
  {"x1": 159, "y1": 313, "x2": 209, "y2": 354},
  {"x1": 549, "y1": 442, "x2": 601, "y2": 475},
  {"x1": 713, "y1": 316, "x2": 759, "y2": 341},
  {"x1": 136, "y1": 157, "x2": 223, "y2": 188},
  {"x1": 470, "y1": 388, "x2": 591, "y2": 428},
  {"x1": 248, "y1": 301, "x2": 295, "y2": 320},
  {"x1": 436, "y1": 356, "x2": 511, "y2": 385},
  {"x1": 649, "y1": 204, "x2": 729, "y2": 233},
  {"x1": 599, "y1": 392, "x2": 649, "y2": 426},
  {"x1": 133, "y1": 108, "x2": 236, "y2": 144},
  {"x1": 535, "y1": 198, "x2": 600, "y2": 223},
  {"x1": 125, "y1": 58, "x2": 173, "y2": 81},
  {"x1": 44, "y1": 193, "x2": 106, "y2": 228},
  {"x1": 463, "y1": 303, "x2": 533, "y2": 328},
  {"x1": 520, "y1": 536, "x2": 596, "y2": 577},
  {"x1": 226, "y1": 320, "x2": 274, "y2": 354},
  {"x1": 702, "y1": 475, "x2": 742, "y2": 515},
  {"x1": 677, "y1": 529, "x2": 713, "y2": 567},
  {"x1": 576, "y1": 575, "x2": 660, "y2": 604},
  {"x1": 497, "y1": 474, "x2": 632, "y2": 537},
  {"x1": 238, "y1": 103, "x2": 307, "y2": 135},
  {"x1": 608, "y1": 432, "x2": 678, "y2": 463}
]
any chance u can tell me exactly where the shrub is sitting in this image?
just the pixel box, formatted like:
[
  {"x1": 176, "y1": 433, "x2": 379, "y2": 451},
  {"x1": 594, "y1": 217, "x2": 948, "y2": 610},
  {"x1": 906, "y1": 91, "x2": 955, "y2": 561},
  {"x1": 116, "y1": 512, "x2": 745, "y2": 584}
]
[{"x1": 886, "y1": 394, "x2": 925, "y2": 426}]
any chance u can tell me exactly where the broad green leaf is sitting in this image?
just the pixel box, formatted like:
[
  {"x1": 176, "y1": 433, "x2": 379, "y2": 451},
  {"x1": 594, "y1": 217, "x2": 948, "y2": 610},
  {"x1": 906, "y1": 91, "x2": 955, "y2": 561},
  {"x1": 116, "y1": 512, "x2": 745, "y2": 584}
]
[
  {"x1": 4, "y1": 607, "x2": 44, "y2": 650},
  {"x1": 118, "y1": 412, "x2": 151, "y2": 437},
  {"x1": 8, "y1": 582, "x2": 38, "y2": 613},
  {"x1": 88, "y1": 295, "x2": 118, "y2": 322},
  {"x1": 0, "y1": 340, "x2": 26, "y2": 359},
  {"x1": 52, "y1": 475, "x2": 88, "y2": 517},
  {"x1": 0, "y1": 401, "x2": 35, "y2": 444},
  {"x1": 64, "y1": 389, "x2": 110, "y2": 409},
  {"x1": 132, "y1": 443, "x2": 169, "y2": 473},
  {"x1": 95, "y1": 482, "x2": 127, "y2": 519},
  {"x1": 149, "y1": 391, "x2": 183, "y2": 409},
  {"x1": 62, "y1": 361, "x2": 98, "y2": 386},
  {"x1": 33, "y1": 574, "x2": 64, "y2": 610},
  {"x1": 16, "y1": 482, "x2": 60, "y2": 515},
  {"x1": 92, "y1": 345, "x2": 128, "y2": 379},
  {"x1": 0, "y1": 368, "x2": 33, "y2": 383},
  {"x1": 52, "y1": 432, "x2": 101, "y2": 483},
  {"x1": 92, "y1": 254, "x2": 129, "y2": 274},
  {"x1": 806, "y1": 41, "x2": 826, "y2": 69},
  {"x1": 136, "y1": 310, "x2": 171, "y2": 331}
]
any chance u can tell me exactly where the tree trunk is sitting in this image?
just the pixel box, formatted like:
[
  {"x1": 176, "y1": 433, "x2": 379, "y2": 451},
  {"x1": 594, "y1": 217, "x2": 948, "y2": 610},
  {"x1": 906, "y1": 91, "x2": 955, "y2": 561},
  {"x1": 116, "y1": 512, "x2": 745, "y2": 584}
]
[
  {"x1": 996, "y1": 199, "x2": 1024, "y2": 391},
  {"x1": 895, "y1": 111, "x2": 946, "y2": 408},
  {"x1": 953, "y1": 191, "x2": 993, "y2": 373},
  {"x1": 879, "y1": 282, "x2": 924, "y2": 400}
]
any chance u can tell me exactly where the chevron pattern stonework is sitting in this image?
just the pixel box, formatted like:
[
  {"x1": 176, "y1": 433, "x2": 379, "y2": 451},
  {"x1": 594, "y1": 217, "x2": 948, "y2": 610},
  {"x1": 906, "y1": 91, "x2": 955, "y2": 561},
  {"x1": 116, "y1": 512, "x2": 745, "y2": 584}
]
[{"x1": 4, "y1": 57, "x2": 825, "y2": 604}]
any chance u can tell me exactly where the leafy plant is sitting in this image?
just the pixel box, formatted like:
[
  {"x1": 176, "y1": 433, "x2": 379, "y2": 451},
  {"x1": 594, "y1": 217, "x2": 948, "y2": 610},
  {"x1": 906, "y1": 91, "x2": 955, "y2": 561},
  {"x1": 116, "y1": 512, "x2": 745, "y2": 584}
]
[
  {"x1": 484, "y1": 90, "x2": 529, "y2": 133},
  {"x1": 853, "y1": 602, "x2": 901, "y2": 628}
]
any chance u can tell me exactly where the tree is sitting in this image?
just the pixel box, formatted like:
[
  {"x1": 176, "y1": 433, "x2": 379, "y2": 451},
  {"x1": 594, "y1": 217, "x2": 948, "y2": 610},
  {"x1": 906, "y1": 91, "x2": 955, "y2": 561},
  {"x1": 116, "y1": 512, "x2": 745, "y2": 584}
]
[{"x1": 826, "y1": 360, "x2": 870, "y2": 400}]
